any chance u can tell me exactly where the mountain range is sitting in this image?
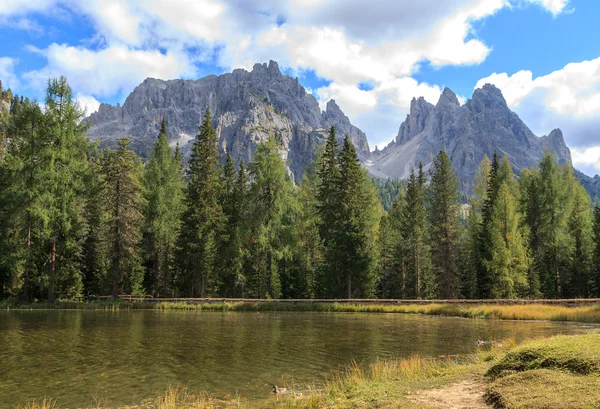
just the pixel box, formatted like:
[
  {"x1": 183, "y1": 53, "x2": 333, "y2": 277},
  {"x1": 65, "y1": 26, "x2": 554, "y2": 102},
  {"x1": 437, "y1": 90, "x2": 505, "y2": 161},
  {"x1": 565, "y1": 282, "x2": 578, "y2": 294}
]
[{"x1": 85, "y1": 60, "x2": 599, "y2": 196}]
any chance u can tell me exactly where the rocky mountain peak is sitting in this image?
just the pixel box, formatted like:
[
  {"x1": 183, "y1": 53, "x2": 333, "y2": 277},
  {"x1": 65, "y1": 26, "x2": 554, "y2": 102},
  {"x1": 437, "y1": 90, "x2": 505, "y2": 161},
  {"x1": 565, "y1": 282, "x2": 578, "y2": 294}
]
[
  {"x1": 369, "y1": 84, "x2": 574, "y2": 192},
  {"x1": 85, "y1": 60, "x2": 369, "y2": 182},
  {"x1": 470, "y1": 83, "x2": 508, "y2": 109},
  {"x1": 437, "y1": 87, "x2": 460, "y2": 108}
]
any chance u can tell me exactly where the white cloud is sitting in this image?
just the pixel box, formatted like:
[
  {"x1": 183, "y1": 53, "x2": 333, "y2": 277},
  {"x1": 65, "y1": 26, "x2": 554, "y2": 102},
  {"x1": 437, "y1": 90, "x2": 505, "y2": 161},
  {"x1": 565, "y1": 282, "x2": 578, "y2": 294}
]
[
  {"x1": 524, "y1": 0, "x2": 571, "y2": 15},
  {"x1": 571, "y1": 146, "x2": 600, "y2": 174},
  {"x1": 24, "y1": 43, "x2": 194, "y2": 98},
  {"x1": 75, "y1": 93, "x2": 101, "y2": 115},
  {"x1": 477, "y1": 57, "x2": 600, "y2": 175},
  {"x1": 0, "y1": 0, "x2": 575, "y2": 149},
  {"x1": 0, "y1": 57, "x2": 19, "y2": 90}
]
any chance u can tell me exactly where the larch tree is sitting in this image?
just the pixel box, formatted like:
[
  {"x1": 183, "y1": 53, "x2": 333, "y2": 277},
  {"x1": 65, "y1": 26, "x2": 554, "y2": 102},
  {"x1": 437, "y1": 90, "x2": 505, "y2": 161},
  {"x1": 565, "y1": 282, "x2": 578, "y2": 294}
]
[
  {"x1": 42, "y1": 77, "x2": 91, "y2": 302},
  {"x1": 429, "y1": 150, "x2": 461, "y2": 299},
  {"x1": 177, "y1": 109, "x2": 225, "y2": 297},
  {"x1": 485, "y1": 182, "x2": 530, "y2": 298},
  {"x1": 102, "y1": 138, "x2": 145, "y2": 300}
]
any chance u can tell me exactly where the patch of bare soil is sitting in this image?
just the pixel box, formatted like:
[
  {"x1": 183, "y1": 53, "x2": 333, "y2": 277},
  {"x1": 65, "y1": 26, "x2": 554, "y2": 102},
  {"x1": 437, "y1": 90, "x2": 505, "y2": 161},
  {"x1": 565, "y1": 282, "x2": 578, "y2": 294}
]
[{"x1": 410, "y1": 379, "x2": 490, "y2": 409}]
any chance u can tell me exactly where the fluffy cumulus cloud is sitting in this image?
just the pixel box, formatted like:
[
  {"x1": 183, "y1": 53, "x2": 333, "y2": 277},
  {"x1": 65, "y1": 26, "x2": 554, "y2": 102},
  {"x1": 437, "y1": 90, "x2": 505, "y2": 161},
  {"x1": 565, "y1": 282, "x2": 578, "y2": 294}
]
[
  {"x1": 24, "y1": 43, "x2": 195, "y2": 98},
  {"x1": 477, "y1": 56, "x2": 600, "y2": 174},
  {"x1": 0, "y1": 0, "x2": 576, "y2": 147},
  {"x1": 0, "y1": 57, "x2": 19, "y2": 90}
]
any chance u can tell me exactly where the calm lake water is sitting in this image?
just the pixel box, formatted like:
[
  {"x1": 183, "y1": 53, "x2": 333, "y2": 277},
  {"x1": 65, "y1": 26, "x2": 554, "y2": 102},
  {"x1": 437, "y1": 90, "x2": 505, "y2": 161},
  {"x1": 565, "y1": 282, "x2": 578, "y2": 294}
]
[{"x1": 0, "y1": 310, "x2": 593, "y2": 408}]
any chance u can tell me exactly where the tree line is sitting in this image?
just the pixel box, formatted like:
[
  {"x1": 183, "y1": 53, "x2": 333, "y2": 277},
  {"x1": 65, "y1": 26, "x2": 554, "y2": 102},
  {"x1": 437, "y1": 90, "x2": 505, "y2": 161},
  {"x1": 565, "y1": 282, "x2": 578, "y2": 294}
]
[{"x1": 1, "y1": 78, "x2": 599, "y2": 302}]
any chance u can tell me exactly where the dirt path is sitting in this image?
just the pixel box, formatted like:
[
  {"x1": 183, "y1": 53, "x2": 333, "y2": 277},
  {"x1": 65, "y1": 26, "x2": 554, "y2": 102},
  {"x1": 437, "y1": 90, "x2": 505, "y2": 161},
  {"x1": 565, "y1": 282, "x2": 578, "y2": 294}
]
[{"x1": 410, "y1": 379, "x2": 490, "y2": 409}]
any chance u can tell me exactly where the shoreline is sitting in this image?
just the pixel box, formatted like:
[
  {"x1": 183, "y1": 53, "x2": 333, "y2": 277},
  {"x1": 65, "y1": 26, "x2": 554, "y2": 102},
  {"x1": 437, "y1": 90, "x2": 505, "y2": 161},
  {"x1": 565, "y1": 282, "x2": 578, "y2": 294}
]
[{"x1": 3, "y1": 300, "x2": 600, "y2": 324}]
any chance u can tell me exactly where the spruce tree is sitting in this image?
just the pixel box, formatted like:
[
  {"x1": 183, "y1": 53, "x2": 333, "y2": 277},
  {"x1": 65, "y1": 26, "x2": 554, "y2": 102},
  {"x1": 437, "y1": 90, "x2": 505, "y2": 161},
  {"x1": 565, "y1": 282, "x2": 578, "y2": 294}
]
[
  {"x1": 143, "y1": 119, "x2": 185, "y2": 296},
  {"x1": 219, "y1": 154, "x2": 250, "y2": 296},
  {"x1": 177, "y1": 109, "x2": 224, "y2": 297},
  {"x1": 316, "y1": 127, "x2": 342, "y2": 295},
  {"x1": 336, "y1": 135, "x2": 380, "y2": 298},
  {"x1": 429, "y1": 151, "x2": 461, "y2": 299},
  {"x1": 102, "y1": 138, "x2": 145, "y2": 299},
  {"x1": 399, "y1": 164, "x2": 430, "y2": 298},
  {"x1": 378, "y1": 192, "x2": 404, "y2": 298}
]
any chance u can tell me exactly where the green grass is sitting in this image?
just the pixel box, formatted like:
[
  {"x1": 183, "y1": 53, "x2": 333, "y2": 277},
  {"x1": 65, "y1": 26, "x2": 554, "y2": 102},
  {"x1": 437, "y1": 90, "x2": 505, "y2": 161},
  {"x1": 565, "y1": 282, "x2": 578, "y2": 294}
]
[
  {"x1": 485, "y1": 369, "x2": 600, "y2": 409},
  {"x1": 4, "y1": 299, "x2": 600, "y2": 324},
  {"x1": 486, "y1": 334, "x2": 600, "y2": 378}
]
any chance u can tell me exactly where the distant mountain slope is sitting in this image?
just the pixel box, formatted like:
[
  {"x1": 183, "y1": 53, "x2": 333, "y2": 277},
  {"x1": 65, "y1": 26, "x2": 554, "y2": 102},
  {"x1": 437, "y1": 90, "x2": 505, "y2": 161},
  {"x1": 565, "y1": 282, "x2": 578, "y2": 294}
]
[
  {"x1": 86, "y1": 60, "x2": 369, "y2": 181},
  {"x1": 367, "y1": 84, "x2": 573, "y2": 192}
]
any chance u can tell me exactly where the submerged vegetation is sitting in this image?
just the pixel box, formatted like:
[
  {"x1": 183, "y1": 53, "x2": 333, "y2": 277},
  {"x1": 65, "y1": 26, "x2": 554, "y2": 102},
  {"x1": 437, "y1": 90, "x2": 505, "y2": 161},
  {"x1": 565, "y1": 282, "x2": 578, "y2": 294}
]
[{"x1": 2, "y1": 78, "x2": 600, "y2": 303}]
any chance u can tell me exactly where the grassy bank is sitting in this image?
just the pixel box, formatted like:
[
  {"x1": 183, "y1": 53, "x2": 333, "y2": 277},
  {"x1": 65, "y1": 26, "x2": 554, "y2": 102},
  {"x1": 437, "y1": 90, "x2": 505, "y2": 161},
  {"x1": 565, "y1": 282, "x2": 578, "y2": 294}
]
[
  {"x1": 4, "y1": 299, "x2": 600, "y2": 323},
  {"x1": 15, "y1": 334, "x2": 600, "y2": 408}
]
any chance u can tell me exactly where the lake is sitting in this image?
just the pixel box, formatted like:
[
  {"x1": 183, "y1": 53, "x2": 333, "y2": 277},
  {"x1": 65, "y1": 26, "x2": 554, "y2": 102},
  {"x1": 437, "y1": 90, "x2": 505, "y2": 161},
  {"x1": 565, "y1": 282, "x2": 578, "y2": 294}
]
[{"x1": 0, "y1": 310, "x2": 593, "y2": 408}]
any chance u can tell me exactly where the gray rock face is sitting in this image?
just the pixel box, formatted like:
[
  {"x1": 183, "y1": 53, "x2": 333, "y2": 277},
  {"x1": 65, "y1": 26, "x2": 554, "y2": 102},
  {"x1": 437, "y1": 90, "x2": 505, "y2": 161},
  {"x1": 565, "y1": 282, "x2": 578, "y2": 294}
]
[
  {"x1": 367, "y1": 84, "x2": 572, "y2": 192},
  {"x1": 85, "y1": 60, "x2": 368, "y2": 181}
]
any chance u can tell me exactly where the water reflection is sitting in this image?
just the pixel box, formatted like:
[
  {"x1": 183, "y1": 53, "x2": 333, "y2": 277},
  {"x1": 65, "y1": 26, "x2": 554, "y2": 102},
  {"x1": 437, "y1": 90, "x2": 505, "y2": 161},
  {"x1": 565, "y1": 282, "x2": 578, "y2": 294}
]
[{"x1": 0, "y1": 310, "x2": 591, "y2": 408}]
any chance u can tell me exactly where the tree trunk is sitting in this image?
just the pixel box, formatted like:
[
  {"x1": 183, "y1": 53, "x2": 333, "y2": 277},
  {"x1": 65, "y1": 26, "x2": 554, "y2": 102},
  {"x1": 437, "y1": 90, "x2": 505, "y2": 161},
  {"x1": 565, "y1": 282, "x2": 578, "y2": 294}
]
[
  {"x1": 346, "y1": 274, "x2": 352, "y2": 299},
  {"x1": 48, "y1": 239, "x2": 56, "y2": 303},
  {"x1": 23, "y1": 222, "x2": 31, "y2": 302},
  {"x1": 112, "y1": 279, "x2": 119, "y2": 300}
]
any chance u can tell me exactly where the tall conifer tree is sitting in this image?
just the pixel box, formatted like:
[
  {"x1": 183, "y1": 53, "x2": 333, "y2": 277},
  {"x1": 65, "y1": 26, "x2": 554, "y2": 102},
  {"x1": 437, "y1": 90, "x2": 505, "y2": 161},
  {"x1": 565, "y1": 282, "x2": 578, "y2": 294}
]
[
  {"x1": 177, "y1": 109, "x2": 224, "y2": 297},
  {"x1": 143, "y1": 119, "x2": 185, "y2": 296},
  {"x1": 103, "y1": 138, "x2": 145, "y2": 299},
  {"x1": 429, "y1": 151, "x2": 461, "y2": 299}
]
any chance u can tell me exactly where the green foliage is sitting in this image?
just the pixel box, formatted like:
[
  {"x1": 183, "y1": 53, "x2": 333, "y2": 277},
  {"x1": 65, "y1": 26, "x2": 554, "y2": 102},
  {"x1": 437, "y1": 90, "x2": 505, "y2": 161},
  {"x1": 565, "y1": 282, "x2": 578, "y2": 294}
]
[
  {"x1": 399, "y1": 164, "x2": 431, "y2": 298},
  {"x1": 177, "y1": 109, "x2": 225, "y2": 297},
  {"x1": 429, "y1": 151, "x2": 461, "y2": 298},
  {"x1": 245, "y1": 136, "x2": 296, "y2": 299},
  {"x1": 143, "y1": 119, "x2": 185, "y2": 296},
  {"x1": 102, "y1": 138, "x2": 145, "y2": 299},
  {"x1": 484, "y1": 183, "x2": 530, "y2": 298},
  {"x1": 593, "y1": 205, "x2": 600, "y2": 297}
]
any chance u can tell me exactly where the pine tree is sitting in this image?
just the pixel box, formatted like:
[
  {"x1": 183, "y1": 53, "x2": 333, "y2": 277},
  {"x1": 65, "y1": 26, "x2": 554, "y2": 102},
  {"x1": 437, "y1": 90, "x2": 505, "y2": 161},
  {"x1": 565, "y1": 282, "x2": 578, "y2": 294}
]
[
  {"x1": 336, "y1": 135, "x2": 381, "y2": 298},
  {"x1": 429, "y1": 151, "x2": 461, "y2": 299},
  {"x1": 102, "y1": 138, "x2": 145, "y2": 299},
  {"x1": 143, "y1": 119, "x2": 185, "y2": 296},
  {"x1": 485, "y1": 183, "x2": 530, "y2": 298},
  {"x1": 177, "y1": 109, "x2": 225, "y2": 297},
  {"x1": 399, "y1": 164, "x2": 431, "y2": 298}
]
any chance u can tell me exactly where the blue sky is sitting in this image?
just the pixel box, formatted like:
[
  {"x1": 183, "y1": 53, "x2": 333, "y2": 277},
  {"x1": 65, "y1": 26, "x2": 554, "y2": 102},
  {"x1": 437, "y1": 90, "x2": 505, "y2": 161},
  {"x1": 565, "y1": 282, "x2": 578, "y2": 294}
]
[{"x1": 2, "y1": 0, "x2": 600, "y2": 175}]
